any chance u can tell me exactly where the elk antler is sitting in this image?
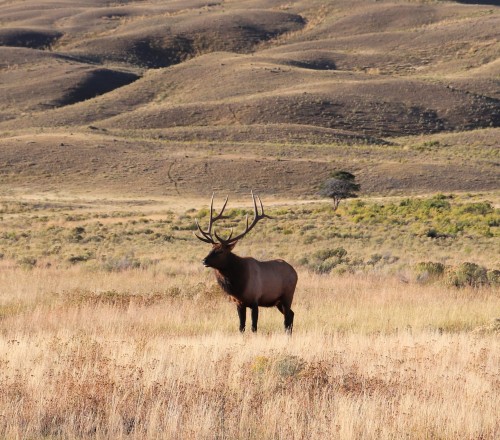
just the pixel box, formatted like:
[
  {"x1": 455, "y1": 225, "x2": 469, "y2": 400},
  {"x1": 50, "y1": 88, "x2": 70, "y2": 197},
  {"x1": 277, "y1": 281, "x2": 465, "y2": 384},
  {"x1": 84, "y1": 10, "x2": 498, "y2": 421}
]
[
  {"x1": 215, "y1": 190, "x2": 272, "y2": 245},
  {"x1": 194, "y1": 193, "x2": 229, "y2": 244}
]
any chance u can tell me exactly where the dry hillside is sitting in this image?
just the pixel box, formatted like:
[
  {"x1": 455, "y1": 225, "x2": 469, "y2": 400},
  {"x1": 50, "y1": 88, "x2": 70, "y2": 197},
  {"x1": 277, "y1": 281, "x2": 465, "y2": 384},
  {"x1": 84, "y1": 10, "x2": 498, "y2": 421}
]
[{"x1": 0, "y1": 0, "x2": 498, "y2": 197}]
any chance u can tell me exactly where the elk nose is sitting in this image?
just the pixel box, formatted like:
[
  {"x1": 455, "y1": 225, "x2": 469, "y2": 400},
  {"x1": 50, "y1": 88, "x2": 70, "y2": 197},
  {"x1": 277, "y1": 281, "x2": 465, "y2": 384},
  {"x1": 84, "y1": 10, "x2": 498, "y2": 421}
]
[{"x1": 202, "y1": 258, "x2": 209, "y2": 267}]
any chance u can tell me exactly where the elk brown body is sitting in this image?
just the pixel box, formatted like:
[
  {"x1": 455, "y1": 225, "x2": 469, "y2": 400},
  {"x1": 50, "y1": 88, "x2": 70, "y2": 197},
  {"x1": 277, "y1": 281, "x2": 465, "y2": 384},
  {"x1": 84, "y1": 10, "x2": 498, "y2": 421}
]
[{"x1": 195, "y1": 192, "x2": 298, "y2": 333}]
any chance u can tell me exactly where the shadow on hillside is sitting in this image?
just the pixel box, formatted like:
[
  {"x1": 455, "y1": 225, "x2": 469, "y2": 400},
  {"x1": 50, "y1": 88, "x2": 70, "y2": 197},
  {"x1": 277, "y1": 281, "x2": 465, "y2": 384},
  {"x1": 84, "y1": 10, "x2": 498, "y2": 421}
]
[
  {"x1": 0, "y1": 28, "x2": 62, "y2": 49},
  {"x1": 454, "y1": 0, "x2": 500, "y2": 5},
  {"x1": 56, "y1": 69, "x2": 140, "y2": 107}
]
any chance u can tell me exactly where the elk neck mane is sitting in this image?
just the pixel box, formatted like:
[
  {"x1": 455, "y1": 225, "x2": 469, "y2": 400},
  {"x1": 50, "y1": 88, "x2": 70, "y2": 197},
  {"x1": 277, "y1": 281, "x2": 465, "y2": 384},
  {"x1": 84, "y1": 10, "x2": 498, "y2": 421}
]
[{"x1": 214, "y1": 253, "x2": 248, "y2": 298}]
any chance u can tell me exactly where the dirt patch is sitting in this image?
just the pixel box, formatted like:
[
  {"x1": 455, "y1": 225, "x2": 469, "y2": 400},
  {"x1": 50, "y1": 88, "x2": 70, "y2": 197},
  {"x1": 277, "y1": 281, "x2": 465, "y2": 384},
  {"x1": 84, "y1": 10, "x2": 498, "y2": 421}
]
[{"x1": 142, "y1": 124, "x2": 389, "y2": 146}]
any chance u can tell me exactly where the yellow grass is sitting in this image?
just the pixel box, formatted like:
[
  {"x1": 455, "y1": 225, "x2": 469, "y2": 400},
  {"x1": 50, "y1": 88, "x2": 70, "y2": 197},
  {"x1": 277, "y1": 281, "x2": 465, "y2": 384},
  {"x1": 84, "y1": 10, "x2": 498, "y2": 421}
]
[{"x1": 1, "y1": 265, "x2": 499, "y2": 439}]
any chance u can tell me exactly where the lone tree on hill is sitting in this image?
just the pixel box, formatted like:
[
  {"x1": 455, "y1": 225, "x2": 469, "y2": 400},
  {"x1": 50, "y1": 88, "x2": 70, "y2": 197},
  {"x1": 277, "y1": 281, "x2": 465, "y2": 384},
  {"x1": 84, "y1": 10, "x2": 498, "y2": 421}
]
[{"x1": 319, "y1": 171, "x2": 360, "y2": 210}]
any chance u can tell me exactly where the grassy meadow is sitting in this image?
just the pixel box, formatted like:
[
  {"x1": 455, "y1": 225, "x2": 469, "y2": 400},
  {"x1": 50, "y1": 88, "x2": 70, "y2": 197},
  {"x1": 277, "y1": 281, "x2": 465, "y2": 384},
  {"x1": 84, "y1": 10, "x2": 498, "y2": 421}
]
[{"x1": 0, "y1": 192, "x2": 499, "y2": 439}]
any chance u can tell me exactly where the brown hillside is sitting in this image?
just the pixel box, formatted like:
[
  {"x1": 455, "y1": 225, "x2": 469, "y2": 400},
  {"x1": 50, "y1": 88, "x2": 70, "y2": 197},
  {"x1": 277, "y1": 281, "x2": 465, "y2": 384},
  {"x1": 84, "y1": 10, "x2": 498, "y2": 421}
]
[
  {"x1": 0, "y1": 48, "x2": 139, "y2": 121},
  {"x1": 0, "y1": 0, "x2": 498, "y2": 197},
  {"x1": 62, "y1": 10, "x2": 305, "y2": 67}
]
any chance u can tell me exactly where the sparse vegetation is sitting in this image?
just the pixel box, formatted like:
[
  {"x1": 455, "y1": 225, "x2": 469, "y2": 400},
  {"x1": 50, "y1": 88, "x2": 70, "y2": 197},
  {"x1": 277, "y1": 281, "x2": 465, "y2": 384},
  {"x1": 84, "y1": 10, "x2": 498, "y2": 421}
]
[
  {"x1": 0, "y1": 0, "x2": 499, "y2": 198},
  {"x1": 1, "y1": 194, "x2": 497, "y2": 274}
]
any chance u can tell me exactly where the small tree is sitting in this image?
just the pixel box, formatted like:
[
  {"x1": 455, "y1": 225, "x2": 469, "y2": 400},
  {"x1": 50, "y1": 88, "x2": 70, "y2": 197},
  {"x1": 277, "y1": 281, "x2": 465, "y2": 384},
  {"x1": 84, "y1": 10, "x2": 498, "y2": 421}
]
[{"x1": 319, "y1": 171, "x2": 360, "y2": 210}]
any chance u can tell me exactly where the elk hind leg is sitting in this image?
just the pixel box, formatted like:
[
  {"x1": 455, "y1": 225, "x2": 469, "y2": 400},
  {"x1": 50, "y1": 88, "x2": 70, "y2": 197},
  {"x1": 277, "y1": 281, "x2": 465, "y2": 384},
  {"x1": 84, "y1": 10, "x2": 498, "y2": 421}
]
[
  {"x1": 277, "y1": 302, "x2": 294, "y2": 334},
  {"x1": 251, "y1": 305, "x2": 258, "y2": 333},
  {"x1": 284, "y1": 307, "x2": 294, "y2": 334}
]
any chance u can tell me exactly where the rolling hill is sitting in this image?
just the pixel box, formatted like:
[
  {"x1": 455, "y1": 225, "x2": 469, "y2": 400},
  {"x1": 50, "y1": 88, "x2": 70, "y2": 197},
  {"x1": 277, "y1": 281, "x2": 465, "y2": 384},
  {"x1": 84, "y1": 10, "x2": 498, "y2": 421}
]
[{"x1": 0, "y1": 0, "x2": 498, "y2": 197}]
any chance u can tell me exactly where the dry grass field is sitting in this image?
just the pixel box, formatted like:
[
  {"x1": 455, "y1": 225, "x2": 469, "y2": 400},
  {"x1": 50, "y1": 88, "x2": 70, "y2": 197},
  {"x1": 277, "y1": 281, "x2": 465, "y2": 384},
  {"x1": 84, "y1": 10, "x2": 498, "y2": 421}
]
[
  {"x1": 1, "y1": 272, "x2": 499, "y2": 439},
  {"x1": 1, "y1": 0, "x2": 499, "y2": 438},
  {"x1": 0, "y1": 194, "x2": 499, "y2": 439}
]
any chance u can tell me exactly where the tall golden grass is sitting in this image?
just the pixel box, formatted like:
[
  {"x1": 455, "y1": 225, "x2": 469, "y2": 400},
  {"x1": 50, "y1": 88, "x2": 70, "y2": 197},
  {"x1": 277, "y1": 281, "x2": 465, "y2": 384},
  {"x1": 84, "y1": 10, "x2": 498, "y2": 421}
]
[
  {"x1": 1, "y1": 264, "x2": 499, "y2": 439},
  {"x1": 0, "y1": 193, "x2": 498, "y2": 438}
]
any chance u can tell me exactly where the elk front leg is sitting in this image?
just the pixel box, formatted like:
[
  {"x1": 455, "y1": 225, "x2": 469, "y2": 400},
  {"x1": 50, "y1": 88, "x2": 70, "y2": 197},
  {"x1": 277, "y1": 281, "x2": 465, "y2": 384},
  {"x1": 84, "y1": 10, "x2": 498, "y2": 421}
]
[
  {"x1": 251, "y1": 305, "x2": 259, "y2": 333},
  {"x1": 237, "y1": 304, "x2": 246, "y2": 333},
  {"x1": 284, "y1": 308, "x2": 294, "y2": 334}
]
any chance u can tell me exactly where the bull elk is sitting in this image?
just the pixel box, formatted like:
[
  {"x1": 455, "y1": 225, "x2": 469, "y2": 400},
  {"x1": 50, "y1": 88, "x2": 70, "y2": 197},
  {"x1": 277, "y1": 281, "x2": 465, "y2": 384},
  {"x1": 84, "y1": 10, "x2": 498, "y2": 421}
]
[{"x1": 195, "y1": 192, "x2": 297, "y2": 334}]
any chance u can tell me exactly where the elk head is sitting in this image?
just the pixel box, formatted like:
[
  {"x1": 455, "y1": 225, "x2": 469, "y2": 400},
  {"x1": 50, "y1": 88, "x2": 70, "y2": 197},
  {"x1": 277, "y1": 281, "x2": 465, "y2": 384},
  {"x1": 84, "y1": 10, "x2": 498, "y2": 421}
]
[{"x1": 195, "y1": 191, "x2": 271, "y2": 270}]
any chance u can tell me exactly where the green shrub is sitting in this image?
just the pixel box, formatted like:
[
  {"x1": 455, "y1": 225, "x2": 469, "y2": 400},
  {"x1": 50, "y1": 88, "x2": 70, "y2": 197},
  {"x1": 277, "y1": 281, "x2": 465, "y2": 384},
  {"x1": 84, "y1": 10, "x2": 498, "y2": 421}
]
[
  {"x1": 99, "y1": 254, "x2": 158, "y2": 272},
  {"x1": 274, "y1": 355, "x2": 305, "y2": 379},
  {"x1": 333, "y1": 263, "x2": 353, "y2": 275},
  {"x1": 457, "y1": 202, "x2": 493, "y2": 216},
  {"x1": 415, "y1": 261, "x2": 446, "y2": 283},
  {"x1": 226, "y1": 208, "x2": 250, "y2": 218},
  {"x1": 367, "y1": 253, "x2": 383, "y2": 265},
  {"x1": 301, "y1": 224, "x2": 315, "y2": 232},
  {"x1": 421, "y1": 194, "x2": 451, "y2": 211},
  {"x1": 446, "y1": 262, "x2": 489, "y2": 288},
  {"x1": 251, "y1": 356, "x2": 270, "y2": 376},
  {"x1": 303, "y1": 234, "x2": 318, "y2": 245},
  {"x1": 313, "y1": 247, "x2": 347, "y2": 261},
  {"x1": 314, "y1": 258, "x2": 340, "y2": 274},
  {"x1": 68, "y1": 251, "x2": 94, "y2": 264},
  {"x1": 304, "y1": 247, "x2": 349, "y2": 274},
  {"x1": 195, "y1": 208, "x2": 210, "y2": 220},
  {"x1": 420, "y1": 262, "x2": 443, "y2": 275},
  {"x1": 17, "y1": 256, "x2": 37, "y2": 269},
  {"x1": 487, "y1": 270, "x2": 500, "y2": 286},
  {"x1": 68, "y1": 226, "x2": 85, "y2": 242}
]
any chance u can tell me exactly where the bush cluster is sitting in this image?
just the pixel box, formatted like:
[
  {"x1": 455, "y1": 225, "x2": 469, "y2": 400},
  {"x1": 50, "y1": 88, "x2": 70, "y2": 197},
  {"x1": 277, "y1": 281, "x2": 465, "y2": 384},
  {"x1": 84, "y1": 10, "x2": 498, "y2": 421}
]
[
  {"x1": 299, "y1": 247, "x2": 350, "y2": 274},
  {"x1": 414, "y1": 261, "x2": 446, "y2": 283},
  {"x1": 299, "y1": 247, "x2": 399, "y2": 274},
  {"x1": 344, "y1": 195, "x2": 499, "y2": 238},
  {"x1": 415, "y1": 261, "x2": 500, "y2": 288}
]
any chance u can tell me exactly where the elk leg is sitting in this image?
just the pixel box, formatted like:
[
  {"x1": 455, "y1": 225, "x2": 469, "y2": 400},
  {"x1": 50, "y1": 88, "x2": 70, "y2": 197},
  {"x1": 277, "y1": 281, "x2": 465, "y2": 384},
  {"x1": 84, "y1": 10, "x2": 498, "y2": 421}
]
[
  {"x1": 277, "y1": 302, "x2": 293, "y2": 333},
  {"x1": 237, "y1": 305, "x2": 246, "y2": 333},
  {"x1": 276, "y1": 303, "x2": 284, "y2": 315},
  {"x1": 251, "y1": 305, "x2": 259, "y2": 333},
  {"x1": 276, "y1": 303, "x2": 287, "y2": 330},
  {"x1": 284, "y1": 306, "x2": 294, "y2": 334}
]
